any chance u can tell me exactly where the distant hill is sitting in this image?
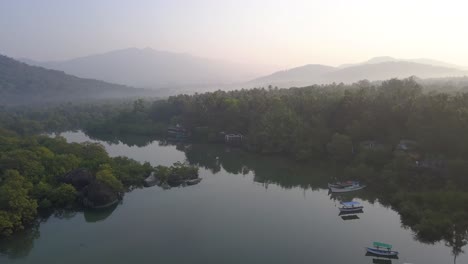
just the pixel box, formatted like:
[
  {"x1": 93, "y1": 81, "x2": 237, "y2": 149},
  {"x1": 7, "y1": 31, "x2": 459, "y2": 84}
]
[
  {"x1": 0, "y1": 54, "x2": 158, "y2": 105},
  {"x1": 248, "y1": 64, "x2": 335, "y2": 88},
  {"x1": 323, "y1": 61, "x2": 466, "y2": 84},
  {"x1": 247, "y1": 58, "x2": 467, "y2": 88},
  {"x1": 339, "y1": 56, "x2": 465, "y2": 69},
  {"x1": 21, "y1": 48, "x2": 274, "y2": 89}
]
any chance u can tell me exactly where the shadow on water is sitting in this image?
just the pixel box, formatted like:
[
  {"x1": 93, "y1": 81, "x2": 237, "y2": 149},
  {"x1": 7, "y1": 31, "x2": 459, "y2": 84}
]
[
  {"x1": 0, "y1": 223, "x2": 39, "y2": 259},
  {"x1": 184, "y1": 143, "x2": 334, "y2": 190},
  {"x1": 0, "y1": 204, "x2": 120, "y2": 259},
  {"x1": 85, "y1": 131, "x2": 159, "y2": 147},
  {"x1": 83, "y1": 202, "x2": 119, "y2": 223}
]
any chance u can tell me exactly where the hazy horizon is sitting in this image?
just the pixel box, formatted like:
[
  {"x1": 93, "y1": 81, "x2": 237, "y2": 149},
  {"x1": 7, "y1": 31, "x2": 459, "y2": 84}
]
[
  {"x1": 12, "y1": 47, "x2": 468, "y2": 70},
  {"x1": 2, "y1": 0, "x2": 468, "y2": 68}
]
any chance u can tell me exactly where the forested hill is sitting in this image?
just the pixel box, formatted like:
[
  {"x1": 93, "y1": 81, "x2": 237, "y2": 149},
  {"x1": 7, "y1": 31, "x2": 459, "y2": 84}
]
[
  {"x1": 249, "y1": 60, "x2": 467, "y2": 88},
  {"x1": 0, "y1": 54, "x2": 158, "y2": 105}
]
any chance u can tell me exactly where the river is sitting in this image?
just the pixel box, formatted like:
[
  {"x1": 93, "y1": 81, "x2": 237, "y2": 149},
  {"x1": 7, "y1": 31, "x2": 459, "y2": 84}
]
[{"x1": 0, "y1": 131, "x2": 465, "y2": 264}]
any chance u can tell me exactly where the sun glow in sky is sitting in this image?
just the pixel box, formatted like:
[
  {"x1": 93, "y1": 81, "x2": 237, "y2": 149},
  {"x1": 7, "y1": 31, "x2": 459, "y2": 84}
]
[{"x1": 1, "y1": 0, "x2": 468, "y2": 67}]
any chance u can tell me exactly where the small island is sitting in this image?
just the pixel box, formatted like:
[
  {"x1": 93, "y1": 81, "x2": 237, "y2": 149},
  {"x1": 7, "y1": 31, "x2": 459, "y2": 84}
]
[
  {"x1": 0, "y1": 130, "x2": 200, "y2": 237},
  {"x1": 144, "y1": 162, "x2": 201, "y2": 189}
]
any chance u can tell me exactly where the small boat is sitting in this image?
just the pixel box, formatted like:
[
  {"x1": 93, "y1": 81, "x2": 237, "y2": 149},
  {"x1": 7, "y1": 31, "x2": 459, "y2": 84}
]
[
  {"x1": 339, "y1": 201, "x2": 364, "y2": 213},
  {"x1": 328, "y1": 181, "x2": 359, "y2": 189},
  {"x1": 366, "y1": 242, "x2": 399, "y2": 258},
  {"x1": 330, "y1": 184, "x2": 366, "y2": 193}
]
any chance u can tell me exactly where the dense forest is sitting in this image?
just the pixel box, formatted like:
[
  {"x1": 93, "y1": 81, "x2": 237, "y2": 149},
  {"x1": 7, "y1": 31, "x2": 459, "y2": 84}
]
[
  {"x1": 85, "y1": 78, "x2": 468, "y2": 168},
  {"x1": 5, "y1": 77, "x2": 468, "y2": 188}
]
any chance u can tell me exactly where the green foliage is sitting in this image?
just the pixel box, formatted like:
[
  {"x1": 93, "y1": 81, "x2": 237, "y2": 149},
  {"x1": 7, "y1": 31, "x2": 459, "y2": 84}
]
[
  {"x1": 0, "y1": 129, "x2": 155, "y2": 237},
  {"x1": 345, "y1": 163, "x2": 376, "y2": 182},
  {"x1": 95, "y1": 164, "x2": 123, "y2": 193},
  {"x1": 37, "y1": 199, "x2": 52, "y2": 210},
  {"x1": 170, "y1": 162, "x2": 199, "y2": 178},
  {"x1": 393, "y1": 191, "x2": 468, "y2": 246},
  {"x1": 49, "y1": 184, "x2": 77, "y2": 208},
  {"x1": 154, "y1": 165, "x2": 171, "y2": 183},
  {"x1": 154, "y1": 162, "x2": 199, "y2": 184},
  {"x1": 31, "y1": 181, "x2": 53, "y2": 209},
  {"x1": 0, "y1": 170, "x2": 37, "y2": 236},
  {"x1": 111, "y1": 157, "x2": 153, "y2": 187},
  {"x1": 327, "y1": 133, "x2": 353, "y2": 163}
]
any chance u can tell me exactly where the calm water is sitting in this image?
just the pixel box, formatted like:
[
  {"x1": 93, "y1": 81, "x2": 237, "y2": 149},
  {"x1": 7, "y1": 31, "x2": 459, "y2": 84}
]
[{"x1": 0, "y1": 131, "x2": 465, "y2": 264}]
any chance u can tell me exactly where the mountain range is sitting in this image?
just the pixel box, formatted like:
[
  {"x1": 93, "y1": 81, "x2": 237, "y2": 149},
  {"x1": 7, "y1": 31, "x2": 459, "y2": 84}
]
[
  {"x1": 21, "y1": 48, "x2": 274, "y2": 89},
  {"x1": 247, "y1": 57, "x2": 468, "y2": 88},
  {"x1": 0, "y1": 54, "x2": 158, "y2": 105},
  {"x1": 4, "y1": 49, "x2": 468, "y2": 105},
  {"x1": 21, "y1": 50, "x2": 468, "y2": 90}
]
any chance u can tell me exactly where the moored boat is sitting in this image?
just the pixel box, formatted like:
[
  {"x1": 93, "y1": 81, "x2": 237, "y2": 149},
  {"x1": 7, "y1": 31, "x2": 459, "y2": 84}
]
[
  {"x1": 327, "y1": 181, "x2": 359, "y2": 189},
  {"x1": 365, "y1": 242, "x2": 399, "y2": 258},
  {"x1": 339, "y1": 201, "x2": 364, "y2": 212},
  {"x1": 330, "y1": 184, "x2": 366, "y2": 193}
]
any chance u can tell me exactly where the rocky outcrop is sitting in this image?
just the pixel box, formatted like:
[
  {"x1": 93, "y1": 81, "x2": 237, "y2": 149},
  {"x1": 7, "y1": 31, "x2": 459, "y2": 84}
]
[
  {"x1": 62, "y1": 168, "x2": 94, "y2": 191},
  {"x1": 61, "y1": 168, "x2": 121, "y2": 209},
  {"x1": 82, "y1": 181, "x2": 120, "y2": 209},
  {"x1": 144, "y1": 172, "x2": 159, "y2": 187}
]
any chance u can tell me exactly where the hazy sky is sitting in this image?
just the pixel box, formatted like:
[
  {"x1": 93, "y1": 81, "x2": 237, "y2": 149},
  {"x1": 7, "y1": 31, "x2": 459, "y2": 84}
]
[{"x1": 1, "y1": 0, "x2": 468, "y2": 67}]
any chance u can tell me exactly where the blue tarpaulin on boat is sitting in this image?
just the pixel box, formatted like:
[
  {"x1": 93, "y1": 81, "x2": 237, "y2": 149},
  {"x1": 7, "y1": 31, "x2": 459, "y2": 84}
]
[{"x1": 341, "y1": 201, "x2": 360, "y2": 206}]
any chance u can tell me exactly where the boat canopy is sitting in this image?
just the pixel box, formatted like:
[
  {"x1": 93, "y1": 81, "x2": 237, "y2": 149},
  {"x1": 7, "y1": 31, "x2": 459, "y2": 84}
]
[
  {"x1": 340, "y1": 201, "x2": 360, "y2": 206},
  {"x1": 373, "y1": 242, "x2": 392, "y2": 249}
]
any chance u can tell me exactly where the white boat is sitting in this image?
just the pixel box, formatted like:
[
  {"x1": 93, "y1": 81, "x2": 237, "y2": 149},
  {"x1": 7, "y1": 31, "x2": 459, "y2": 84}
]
[
  {"x1": 339, "y1": 201, "x2": 364, "y2": 212},
  {"x1": 365, "y1": 242, "x2": 399, "y2": 258},
  {"x1": 328, "y1": 181, "x2": 359, "y2": 189},
  {"x1": 330, "y1": 184, "x2": 366, "y2": 193}
]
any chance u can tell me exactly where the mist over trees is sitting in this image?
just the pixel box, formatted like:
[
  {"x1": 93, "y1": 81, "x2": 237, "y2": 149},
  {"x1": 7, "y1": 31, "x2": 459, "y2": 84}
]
[{"x1": 0, "y1": 55, "x2": 158, "y2": 105}]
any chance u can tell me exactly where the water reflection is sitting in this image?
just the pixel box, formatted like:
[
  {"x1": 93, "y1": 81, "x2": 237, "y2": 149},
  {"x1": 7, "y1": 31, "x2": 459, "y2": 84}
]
[
  {"x1": 84, "y1": 202, "x2": 119, "y2": 223},
  {"x1": 4, "y1": 131, "x2": 464, "y2": 263},
  {"x1": 370, "y1": 257, "x2": 393, "y2": 264},
  {"x1": 340, "y1": 215, "x2": 360, "y2": 221},
  {"x1": 182, "y1": 143, "x2": 468, "y2": 262},
  {"x1": 446, "y1": 228, "x2": 467, "y2": 264},
  {"x1": 0, "y1": 224, "x2": 39, "y2": 259},
  {"x1": 185, "y1": 143, "x2": 332, "y2": 190},
  {"x1": 0, "y1": 205, "x2": 121, "y2": 259},
  {"x1": 74, "y1": 134, "x2": 468, "y2": 261},
  {"x1": 85, "y1": 131, "x2": 158, "y2": 147}
]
